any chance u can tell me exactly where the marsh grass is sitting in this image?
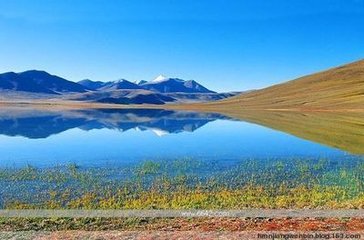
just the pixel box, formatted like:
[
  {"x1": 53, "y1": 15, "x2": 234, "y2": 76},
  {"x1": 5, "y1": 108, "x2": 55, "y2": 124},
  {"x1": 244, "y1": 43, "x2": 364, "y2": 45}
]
[{"x1": 1, "y1": 157, "x2": 363, "y2": 209}]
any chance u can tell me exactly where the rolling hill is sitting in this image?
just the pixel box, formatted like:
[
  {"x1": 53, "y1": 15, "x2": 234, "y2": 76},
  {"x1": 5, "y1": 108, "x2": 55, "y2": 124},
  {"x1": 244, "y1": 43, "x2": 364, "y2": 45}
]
[{"x1": 200, "y1": 59, "x2": 364, "y2": 110}]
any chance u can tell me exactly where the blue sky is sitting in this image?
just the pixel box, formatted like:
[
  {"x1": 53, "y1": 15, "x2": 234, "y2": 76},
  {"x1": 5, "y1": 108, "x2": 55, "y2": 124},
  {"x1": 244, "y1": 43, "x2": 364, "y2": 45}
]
[{"x1": 0, "y1": 0, "x2": 363, "y2": 92}]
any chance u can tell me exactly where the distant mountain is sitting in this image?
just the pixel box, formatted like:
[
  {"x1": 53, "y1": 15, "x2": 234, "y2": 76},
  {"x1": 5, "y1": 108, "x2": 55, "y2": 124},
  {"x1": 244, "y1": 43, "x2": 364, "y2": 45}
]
[
  {"x1": 74, "y1": 76, "x2": 222, "y2": 104},
  {"x1": 78, "y1": 79, "x2": 143, "y2": 91},
  {"x1": 135, "y1": 80, "x2": 148, "y2": 85},
  {"x1": 79, "y1": 76, "x2": 214, "y2": 93},
  {"x1": 0, "y1": 70, "x2": 87, "y2": 94},
  {"x1": 140, "y1": 75, "x2": 215, "y2": 93},
  {"x1": 0, "y1": 72, "x2": 55, "y2": 94},
  {"x1": 0, "y1": 70, "x2": 228, "y2": 104},
  {"x1": 77, "y1": 79, "x2": 107, "y2": 90},
  {"x1": 99, "y1": 79, "x2": 143, "y2": 91}
]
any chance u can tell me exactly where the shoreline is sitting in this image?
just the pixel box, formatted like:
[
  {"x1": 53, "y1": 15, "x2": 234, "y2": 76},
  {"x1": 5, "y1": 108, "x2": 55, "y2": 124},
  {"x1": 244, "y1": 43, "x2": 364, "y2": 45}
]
[{"x1": 1, "y1": 100, "x2": 363, "y2": 113}]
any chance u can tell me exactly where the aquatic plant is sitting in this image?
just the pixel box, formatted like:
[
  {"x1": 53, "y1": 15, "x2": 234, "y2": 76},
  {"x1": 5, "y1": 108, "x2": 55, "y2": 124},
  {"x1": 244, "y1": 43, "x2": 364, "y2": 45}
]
[{"x1": 1, "y1": 157, "x2": 363, "y2": 210}]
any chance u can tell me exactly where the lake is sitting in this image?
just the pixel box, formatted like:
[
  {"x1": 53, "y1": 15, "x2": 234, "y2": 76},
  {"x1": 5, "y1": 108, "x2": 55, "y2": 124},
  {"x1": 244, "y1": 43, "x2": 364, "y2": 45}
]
[
  {"x1": 0, "y1": 107, "x2": 360, "y2": 168},
  {"x1": 1, "y1": 107, "x2": 363, "y2": 209}
]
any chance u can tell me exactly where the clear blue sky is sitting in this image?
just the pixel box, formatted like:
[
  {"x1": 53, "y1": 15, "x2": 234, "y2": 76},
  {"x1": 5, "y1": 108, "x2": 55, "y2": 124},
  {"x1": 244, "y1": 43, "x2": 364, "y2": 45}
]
[{"x1": 0, "y1": 0, "x2": 363, "y2": 92}]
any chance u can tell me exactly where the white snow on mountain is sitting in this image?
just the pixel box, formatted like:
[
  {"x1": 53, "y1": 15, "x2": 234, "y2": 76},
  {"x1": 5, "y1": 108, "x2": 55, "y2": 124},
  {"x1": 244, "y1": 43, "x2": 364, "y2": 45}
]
[{"x1": 152, "y1": 75, "x2": 169, "y2": 83}]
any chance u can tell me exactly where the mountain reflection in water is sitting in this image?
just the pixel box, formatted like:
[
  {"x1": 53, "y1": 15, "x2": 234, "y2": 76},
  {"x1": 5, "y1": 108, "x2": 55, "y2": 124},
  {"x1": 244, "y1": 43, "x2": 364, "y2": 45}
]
[
  {"x1": 0, "y1": 107, "x2": 363, "y2": 155},
  {"x1": 0, "y1": 108, "x2": 231, "y2": 139}
]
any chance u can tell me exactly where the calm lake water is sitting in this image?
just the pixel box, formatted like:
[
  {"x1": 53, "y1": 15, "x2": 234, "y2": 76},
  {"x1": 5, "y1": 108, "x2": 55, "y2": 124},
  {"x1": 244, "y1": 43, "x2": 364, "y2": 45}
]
[
  {"x1": 0, "y1": 107, "x2": 361, "y2": 168},
  {"x1": 1, "y1": 107, "x2": 363, "y2": 209}
]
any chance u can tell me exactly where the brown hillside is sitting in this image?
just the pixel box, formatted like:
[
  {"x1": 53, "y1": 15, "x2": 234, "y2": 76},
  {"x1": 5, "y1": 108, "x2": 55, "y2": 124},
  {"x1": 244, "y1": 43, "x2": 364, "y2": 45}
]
[{"x1": 206, "y1": 59, "x2": 364, "y2": 110}]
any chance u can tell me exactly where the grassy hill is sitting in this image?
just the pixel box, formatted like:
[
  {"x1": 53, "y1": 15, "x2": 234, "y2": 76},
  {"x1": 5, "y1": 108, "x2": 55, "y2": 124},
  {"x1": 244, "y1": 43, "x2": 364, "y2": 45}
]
[{"x1": 202, "y1": 59, "x2": 364, "y2": 110}]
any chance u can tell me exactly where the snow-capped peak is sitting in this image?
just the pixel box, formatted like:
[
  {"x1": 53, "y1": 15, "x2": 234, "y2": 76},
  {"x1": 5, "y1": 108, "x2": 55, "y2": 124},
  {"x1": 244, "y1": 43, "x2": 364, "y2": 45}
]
[
  {"x1": 114, "y1": 79, "x2": 129, "y2": 83},
  {"x1": 152, "y1": 75, "x2": 169, "y2": 83},
  {"x1": 135, "y1": 80, "x2": 148, "y2": 85}
]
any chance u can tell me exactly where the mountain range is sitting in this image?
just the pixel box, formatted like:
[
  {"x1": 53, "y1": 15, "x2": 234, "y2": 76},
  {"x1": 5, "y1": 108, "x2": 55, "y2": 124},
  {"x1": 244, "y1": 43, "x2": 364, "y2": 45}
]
[
  {"x1": 0, "y1": 71, "x2": 234, "y2": 104},
  {"x1": 2, "y1": 59, "x2": 363, "y2": 109},
  {"x1": 137, "y1": 75, "x2": 215, "y2": 93}
]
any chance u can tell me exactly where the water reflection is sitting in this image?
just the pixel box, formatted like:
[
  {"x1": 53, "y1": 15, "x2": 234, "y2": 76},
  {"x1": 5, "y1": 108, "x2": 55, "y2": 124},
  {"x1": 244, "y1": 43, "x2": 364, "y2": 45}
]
[
  {"x1": 221, "y1": 110, "x2": 364, "y2": 155},
  {"x1": 0, "y1": 107, "x2": 363, "y2": 155},
  {"x1": 0, "y1": 108, "x2": 231, "y2": 139}
]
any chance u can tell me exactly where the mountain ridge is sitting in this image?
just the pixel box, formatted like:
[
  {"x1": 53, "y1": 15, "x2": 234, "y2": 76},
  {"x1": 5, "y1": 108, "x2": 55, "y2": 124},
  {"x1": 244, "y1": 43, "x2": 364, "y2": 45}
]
[
  {"x1": 0, "y1": 70, "x2": 225, "y2": 104},
  {"x1": 140, "y1": 76, "x2": 215, "y2": 93},
  {"x1": 0, "y1": 70, "x2": 87, "y2": 94}
]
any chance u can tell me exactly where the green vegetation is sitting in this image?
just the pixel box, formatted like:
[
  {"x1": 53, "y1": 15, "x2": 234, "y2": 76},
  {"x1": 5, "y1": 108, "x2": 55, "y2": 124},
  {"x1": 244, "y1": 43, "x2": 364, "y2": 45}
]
[{"x1": 1, "y1": 157, "x2": 363, "y2": 210}]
